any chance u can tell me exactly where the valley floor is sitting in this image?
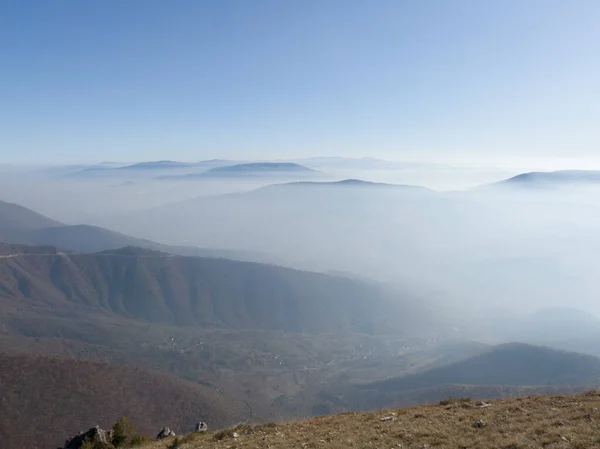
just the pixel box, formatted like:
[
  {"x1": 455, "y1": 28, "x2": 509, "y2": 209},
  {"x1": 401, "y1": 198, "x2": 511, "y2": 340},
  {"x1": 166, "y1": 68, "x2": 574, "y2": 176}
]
[{"x1": 141, "y1": 391, "x2": 600, "y2": 449}]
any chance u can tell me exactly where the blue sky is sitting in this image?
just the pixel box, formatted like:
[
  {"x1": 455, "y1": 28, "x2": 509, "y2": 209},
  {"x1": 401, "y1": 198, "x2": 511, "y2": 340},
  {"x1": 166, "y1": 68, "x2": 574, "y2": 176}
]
[{"x1": 1, "y1": 0, "x2": 599, "y2": 165}]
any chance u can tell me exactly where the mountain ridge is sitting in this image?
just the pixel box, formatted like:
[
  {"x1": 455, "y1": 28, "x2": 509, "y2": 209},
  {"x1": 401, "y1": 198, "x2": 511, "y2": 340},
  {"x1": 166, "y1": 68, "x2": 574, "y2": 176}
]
[
  {"x1": 0, "y1": 199, "x2": 64, "y2": 230},
  {"x1": 263, "y1": 178, "x2": 432, "y2": 191},
  {"x1": 0, "y1": 242, "x2": 421, "y2": 334},
  {"x1": 157, "y1": 162, "x2": 326, "y2": 181}
]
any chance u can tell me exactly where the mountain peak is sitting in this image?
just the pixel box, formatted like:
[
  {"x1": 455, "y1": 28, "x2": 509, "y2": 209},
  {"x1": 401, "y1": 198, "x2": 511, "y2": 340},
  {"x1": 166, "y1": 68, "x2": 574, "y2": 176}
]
[{"x1": 270, "y1": 178, "x2": 428, "y2": 190}]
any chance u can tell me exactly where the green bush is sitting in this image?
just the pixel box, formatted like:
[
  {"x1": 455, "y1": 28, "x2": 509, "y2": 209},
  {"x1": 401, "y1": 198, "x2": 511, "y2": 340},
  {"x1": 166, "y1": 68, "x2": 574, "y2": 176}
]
[{"x1": 111, "y1": 416, "x2": 137, "y2": 448}]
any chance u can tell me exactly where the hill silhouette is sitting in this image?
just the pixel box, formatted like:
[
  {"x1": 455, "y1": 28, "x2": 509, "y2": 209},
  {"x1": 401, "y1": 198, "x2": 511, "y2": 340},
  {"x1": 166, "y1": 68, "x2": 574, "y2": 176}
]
[
  {"x1": 204, "y1": 162, "x2": 318, "y2": 175},
  {"x1": 0, "y1": 199, "x2": 268, "y2": 261},
  {"x1": 366, "y1": 343, "x2": 600, "y2": 393},
  {"x1": 109, "y1": 176, "x2": 435, "y2": 266},
  {"x1": 0, "y1": 199, "x2": 63, "y2": 231},
  {"x1": 158, "y1": 162, "x2": 325, "y2": 181},
  {"x1": 0, "y1": 352, "x2": 248, "y2": 449},
  {"x1": 71, "y1": 160, "x2": 240, "y2": 176},
  {"x1": 268, "y1": 179, "x2": 430, "y2": 190},
  {"x1": 494, "y1": 170, "x2": 600, "y2": 188},
  {"x1": 118, "y1": 160, "x2": 193, "y2": 170},
  {"x1": 310, "y1": 343, "x2": 598, "y2": 413}
]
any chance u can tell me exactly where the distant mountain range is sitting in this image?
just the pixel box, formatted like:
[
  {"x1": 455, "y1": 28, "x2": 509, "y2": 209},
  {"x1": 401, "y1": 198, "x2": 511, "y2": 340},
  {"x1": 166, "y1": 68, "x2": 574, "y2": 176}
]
[
  {"x1": 207, "y1": 162, "x2": 317, "y2": 174},
  {"x1": 51, "y1": 161, "x2": 600, "y2": 189},
  {"x1": 64, "y1": 160, "x2": 330, "y2": 182},
  {"x1": 113, "y1": 159, "x2": 240, "y2": 171},
  {"x1": 64, "y1": 157, "x2": 420, "y2": 177},
  {"x1": 158, "y1": 162, "x2": 327, "y2": 181},
  {"x1": 116, "y1": 160, "x2": 196, "y2": 169},
  {"x1": 268, "y1": 178, "x2": 431, "y2": 190},
  {"x1": 58, "y1": 157, "x2": 439, "y2": 181},
  {"x1": 65, "y1": 159, "x2": 241, "y2": 177}
]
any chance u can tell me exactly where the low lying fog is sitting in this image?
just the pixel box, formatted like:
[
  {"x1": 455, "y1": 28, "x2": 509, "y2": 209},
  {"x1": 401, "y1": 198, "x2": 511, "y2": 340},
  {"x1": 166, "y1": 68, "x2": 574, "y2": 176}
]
[{"x1": 2, "y1": 159, "x2": 600, "y2": 332}]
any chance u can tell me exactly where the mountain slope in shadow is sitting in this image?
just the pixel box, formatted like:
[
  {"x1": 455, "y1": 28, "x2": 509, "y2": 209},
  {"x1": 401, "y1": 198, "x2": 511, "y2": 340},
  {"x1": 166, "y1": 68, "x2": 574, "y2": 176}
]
[
  {"x1": 367, "y1": 343, "x2": 600, "y2": 392},
  {"x1": 0, "y1": 352, "x2": 248, "y2": 449}
]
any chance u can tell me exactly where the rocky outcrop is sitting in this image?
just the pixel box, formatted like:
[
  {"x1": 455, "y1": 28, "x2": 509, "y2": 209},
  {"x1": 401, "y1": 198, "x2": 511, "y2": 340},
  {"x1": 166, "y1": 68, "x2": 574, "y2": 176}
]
[
  {"x1": 62, "y1": 426, "x2": 112, "y2": 449},
  {"x1": 156, "y1": 427, "x2": 176, "y2": 439},
  {"x1": 61, "y1": 421, "x2": 205, "y2": 448}
]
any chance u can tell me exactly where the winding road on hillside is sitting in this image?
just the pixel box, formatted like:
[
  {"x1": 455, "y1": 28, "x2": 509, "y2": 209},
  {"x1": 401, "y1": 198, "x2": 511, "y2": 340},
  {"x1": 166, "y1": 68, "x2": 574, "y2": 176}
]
[{"x1": 0, "y1": 252, "x2": 176, "y2": 259}]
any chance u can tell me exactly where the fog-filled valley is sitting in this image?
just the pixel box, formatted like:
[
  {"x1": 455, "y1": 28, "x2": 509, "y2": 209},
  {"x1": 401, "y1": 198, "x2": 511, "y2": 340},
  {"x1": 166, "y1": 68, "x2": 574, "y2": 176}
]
[
  {"x1": 2, "y1": 158, "x2": 600, "y2": 448},
  {"x1": 7, "y1": 158, "x2": 598, "y2": 317},
  {"x1": 3, "y1": 158, "x2": 600, "y2": 340}
]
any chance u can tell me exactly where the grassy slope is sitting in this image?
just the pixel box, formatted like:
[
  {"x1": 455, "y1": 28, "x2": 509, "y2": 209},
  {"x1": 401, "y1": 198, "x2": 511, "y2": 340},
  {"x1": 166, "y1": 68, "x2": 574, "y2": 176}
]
[
  {"x1": 0, "y1": 352, "x2": 248, "y2": 449},
  {"x1": 140, "y1": 392, "x2": 600, "y2": 449}
]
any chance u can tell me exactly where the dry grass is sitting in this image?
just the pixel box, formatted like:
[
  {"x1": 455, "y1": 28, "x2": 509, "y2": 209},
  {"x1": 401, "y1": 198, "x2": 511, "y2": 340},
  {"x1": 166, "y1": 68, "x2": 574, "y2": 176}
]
[{"x1": 141, "y1": 392, "x2": 600, "y2": 449}]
